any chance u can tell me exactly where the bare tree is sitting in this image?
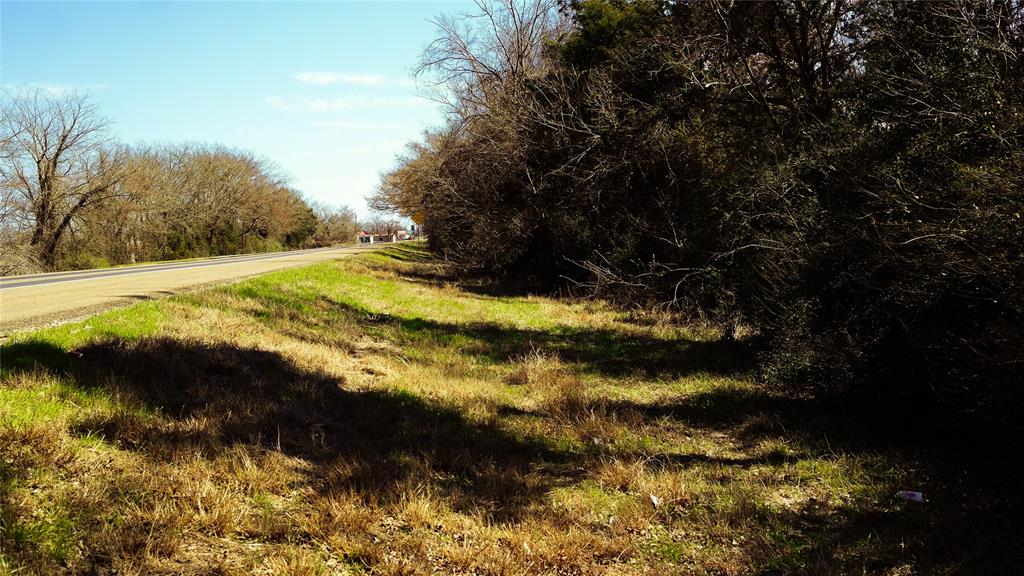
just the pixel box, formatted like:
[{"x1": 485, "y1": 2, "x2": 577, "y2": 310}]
[
  {"x1": 311, "y1": 201, "x2": 359, "y2": 246},
  {"x1": 363, "y1": 216, "x2": 404, "y2": 238},
  {"x1": 417, "y1": 0, "x2": 567, "y2": 115},
  {"x1": 0, "y1": 89, "x2": 127, "y2": 268}
]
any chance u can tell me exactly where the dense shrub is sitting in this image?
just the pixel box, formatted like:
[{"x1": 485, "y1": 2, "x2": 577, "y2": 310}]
[{"x1": 375, "y1": 0, "x2": 1024, "y2": 427}]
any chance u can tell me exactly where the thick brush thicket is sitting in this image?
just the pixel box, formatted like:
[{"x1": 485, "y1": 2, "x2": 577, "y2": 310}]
[{"x1": 377, "y1": 0, "x2": 1024, "y2": 428}]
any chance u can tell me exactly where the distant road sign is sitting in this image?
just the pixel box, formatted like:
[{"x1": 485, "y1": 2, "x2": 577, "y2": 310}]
[{"x1": 411, "y1": 211, "x2": 424, "y2": 225}]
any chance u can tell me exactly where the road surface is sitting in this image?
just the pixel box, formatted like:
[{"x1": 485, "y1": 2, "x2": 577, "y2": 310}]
[{"x1": 0, "y1": 244, "x2": 382, "y2": 333}]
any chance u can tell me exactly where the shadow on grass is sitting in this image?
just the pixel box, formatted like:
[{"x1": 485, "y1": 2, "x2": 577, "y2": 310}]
[
  {"x1": 3, "y1": 337, "x2": 569, "y2": 523},
  {"x1": 399, "y1": 317, "x2": 758, "y2": 379},
  {"x1": 2, "y1": 244, "x2": 1020, "y2": 573},
  {"x1": 368, "y1": 243, "x2": 434, "y2": 264},
  {"x1": 3, "y1": 334, "x2": 1022, "y2": 574},
  {"x1": 585, "y1": 392, "x2": 1024, "y2": 575},
  {"x1": 361, "y1": 246, "x2": 546, "y2": 298},
  {"x1": 0, "y1": 340, "x2": 74, "y2": 375},
  {"x1": 246, "y1": 294, "x2": 758, "y2": 380}
]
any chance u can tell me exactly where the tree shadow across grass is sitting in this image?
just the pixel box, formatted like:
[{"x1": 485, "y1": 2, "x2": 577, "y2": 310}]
[
  {"x1": 0, "y1": 340, "x2": 74, "y2": 375},
  {"x1": 360, "y1": 248, "x2": 560, "y2": 299},
  {"x1": 369, "y1": 243, "x2": 434, "y2": 264},
  {"x1": 428, "y1": 318, "x2": 757, "y2": 379},
  {"x1": 253, "y1": 296, "x2": 759, "y2": 380},
  {"x1": 570, "y1": 388, "x2": 1024, "y2": 575},
  {"x1": 5, "y1": 337, "x2": 571, "y2": 522},
  {"x1": 5, "y1": 336, "x2": 1020, "y2": 573}
]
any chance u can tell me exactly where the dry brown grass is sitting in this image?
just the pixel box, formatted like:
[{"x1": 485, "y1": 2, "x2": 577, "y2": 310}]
[{"x1": 1, "y1": 244, "x2": 1020, "y2": 575}]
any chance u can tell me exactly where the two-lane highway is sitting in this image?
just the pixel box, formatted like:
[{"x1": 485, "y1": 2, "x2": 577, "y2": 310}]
[{"x1": 0, "y1": 243, "x2": 382, "y2": 333}]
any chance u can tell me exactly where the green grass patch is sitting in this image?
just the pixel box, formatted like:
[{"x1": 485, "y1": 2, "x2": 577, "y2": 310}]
[{"x1": 1, "y1": 302, "x2": 163, "y2": 376}]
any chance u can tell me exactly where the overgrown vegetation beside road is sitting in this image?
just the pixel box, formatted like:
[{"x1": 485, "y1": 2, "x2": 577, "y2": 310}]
[
  {"x1": 2, "y1": 244, "x2": 1020, "y2": 574},
  {"x1": 375, "y1": 0, "x2": 1024, "y2": 430}
]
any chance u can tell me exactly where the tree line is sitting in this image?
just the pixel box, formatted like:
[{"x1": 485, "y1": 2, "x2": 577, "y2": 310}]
[
  {"x1": 1, "y1": 90, "x2": 362, "y2": 274},
  {"x1": 374, "y1": 0, "x2": 1023, "y2": 427}
]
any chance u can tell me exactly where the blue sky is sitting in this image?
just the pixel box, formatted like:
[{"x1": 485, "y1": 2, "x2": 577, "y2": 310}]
[{"x1": 1, "y1": 1, "x2": 469, "y2": 217}]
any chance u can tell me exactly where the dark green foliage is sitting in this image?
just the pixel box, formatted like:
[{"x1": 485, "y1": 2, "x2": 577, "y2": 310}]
[{"x1": 378, "y1": 0, "x2": 1024, "y2": 428}]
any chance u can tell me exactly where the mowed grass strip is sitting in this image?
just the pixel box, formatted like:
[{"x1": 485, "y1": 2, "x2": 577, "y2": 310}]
[{"x1": 0, "y1": 242, "x2": 1012, "y2": 575}]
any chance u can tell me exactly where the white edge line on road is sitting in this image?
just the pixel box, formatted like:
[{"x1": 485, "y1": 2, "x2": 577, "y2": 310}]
[{"x1": 0, "y1": 246, "x2": 368, "y2": 292}]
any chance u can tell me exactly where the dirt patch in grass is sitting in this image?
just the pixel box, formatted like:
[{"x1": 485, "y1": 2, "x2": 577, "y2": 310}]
[{"x1": 1, "y1": 243, "x2": 1021, "y2": 575}]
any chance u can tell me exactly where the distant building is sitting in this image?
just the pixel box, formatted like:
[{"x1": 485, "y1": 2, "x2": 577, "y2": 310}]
[{"x1": 358, "y1": 230, "x2": 403, "y2": 244}]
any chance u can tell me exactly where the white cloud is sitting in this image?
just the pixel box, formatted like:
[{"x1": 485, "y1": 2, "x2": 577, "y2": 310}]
[
  {"x1": 265, "y1": 95, "x2": 430, "y2": 112},
  {"x1": 313, "y1": 121, "x2": 401, "y2": 130},
  {"x1": 36, "y1": 84, "x2": 76, "y2": 96},
  {"x1": 1, "y1": 82, "x2": 109, "y2": 96},
  {"x1": 294, "y1": 71, "x2": 414, "y2": 87}
]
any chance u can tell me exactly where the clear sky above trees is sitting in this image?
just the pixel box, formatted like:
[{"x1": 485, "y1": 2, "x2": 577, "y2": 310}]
[{"x1": 1, "y1": 0, "x2": 468, "y2": 217}]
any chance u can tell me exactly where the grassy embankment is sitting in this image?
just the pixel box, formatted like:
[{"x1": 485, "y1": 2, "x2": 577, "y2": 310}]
[{"x1": 1, "y1": 243, "x2": 1018, "y2": 575}]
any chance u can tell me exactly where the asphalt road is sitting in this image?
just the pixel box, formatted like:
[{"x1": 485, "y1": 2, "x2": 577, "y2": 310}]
[{"x1": 0, "y1": 243, "x2": 382, "y2": 333}]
